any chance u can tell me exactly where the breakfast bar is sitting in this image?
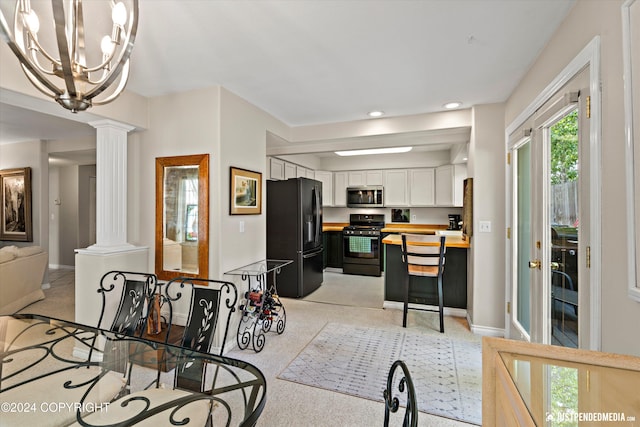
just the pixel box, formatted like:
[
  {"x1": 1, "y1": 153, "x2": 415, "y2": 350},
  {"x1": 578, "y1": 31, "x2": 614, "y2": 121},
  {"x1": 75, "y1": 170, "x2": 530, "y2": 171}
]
[{"x1": 382, "y1": 233, "x2": 470, "y2": 310}]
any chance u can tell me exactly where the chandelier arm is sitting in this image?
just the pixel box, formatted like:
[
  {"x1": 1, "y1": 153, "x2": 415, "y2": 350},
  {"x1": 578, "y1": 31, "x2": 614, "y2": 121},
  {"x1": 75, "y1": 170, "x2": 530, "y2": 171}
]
[
  {"x1": 21, "y1": 65, "x2": 58, "y2": 99},
  {"x1": 0, "y1": 10, "x2": 63, "y2": 96},
  {"x1": 73, "y1": 0, "x2": 86, "y2": 75},
  {"x1": 84, "y1": 0, "x2": 138, "y2": 100},
  {"x1": 25, "y1": 34, "x2": 62, "y2": 73},
  {"x1": 92, "y1": 60, "x2": 129, "y2": 105},
  {"x1": 52, "y1": 0, "x2": 79, "y2": 98},
  {"x1": 84, "y1": 42, "x2": 118, "y2": 74}
]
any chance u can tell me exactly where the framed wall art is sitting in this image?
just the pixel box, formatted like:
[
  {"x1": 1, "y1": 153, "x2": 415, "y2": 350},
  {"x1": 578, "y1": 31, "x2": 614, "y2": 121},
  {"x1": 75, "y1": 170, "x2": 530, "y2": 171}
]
[
  {"x1": 0, "y1": 167, "x2": 33, "y2": 241},
  {"x1": 230, "y1": 167, "x2": 262, "y2": 215}
]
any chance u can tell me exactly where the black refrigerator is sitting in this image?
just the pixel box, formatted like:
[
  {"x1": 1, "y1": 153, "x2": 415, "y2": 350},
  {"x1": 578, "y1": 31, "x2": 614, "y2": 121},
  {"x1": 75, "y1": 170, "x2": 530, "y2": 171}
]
[{"x1": 267, "y1": 178, "x2": 323, "y2": 298}]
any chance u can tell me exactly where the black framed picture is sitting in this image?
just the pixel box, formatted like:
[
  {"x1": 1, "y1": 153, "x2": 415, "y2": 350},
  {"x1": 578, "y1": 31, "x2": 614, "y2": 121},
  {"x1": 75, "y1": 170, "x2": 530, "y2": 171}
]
[{"x1": 0, "y1": 167, "x2": 33, "y2": 241}]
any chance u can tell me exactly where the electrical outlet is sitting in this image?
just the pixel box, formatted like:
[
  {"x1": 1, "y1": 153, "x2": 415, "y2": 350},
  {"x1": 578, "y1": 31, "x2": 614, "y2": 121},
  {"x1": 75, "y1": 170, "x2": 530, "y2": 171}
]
[
  {"x1": 412, "y1": 215, "x2": 417, "y2": 221},
  {"x1": 479, "y1": 221, "x2": 491, "y2": 232}
]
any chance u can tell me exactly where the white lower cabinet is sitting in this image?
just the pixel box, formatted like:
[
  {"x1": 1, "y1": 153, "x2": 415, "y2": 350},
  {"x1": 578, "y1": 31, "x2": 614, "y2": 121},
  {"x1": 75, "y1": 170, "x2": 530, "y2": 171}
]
[
  {"x1": 409, "y1": 168, "x2": 435, "y2": 206},
  {"x1": 383, "y1": 170, "x2": 408, "y2": 206}
]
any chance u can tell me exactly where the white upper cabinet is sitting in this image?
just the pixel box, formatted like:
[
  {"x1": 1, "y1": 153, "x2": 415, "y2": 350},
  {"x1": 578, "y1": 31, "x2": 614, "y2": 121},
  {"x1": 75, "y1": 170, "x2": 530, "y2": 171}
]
[
  {"x1": 334, "y1": 172, "x2": 348, "y2": 206},
  {"x1": 365, "y1": 170, "x2": 383, "y2": 185},
  {"x1": 314, "y1": 171, "x2": 334, "y2": 206},
  {"x1": 384, "y1": 170, "x2": 408, "y2": 206},
  {"x1": 284, "y1": 162, "x2": 297, "y2": 179},
  {"x1": 409, "y1": 168, "x2": 435, "y2": 206},
  {"x1": 435, "y1": 164, "x2": 467, "y2": 206},
  {"x1": 270, "y1": 158, "x2": 285, "y2": 180},
  {"x1": 348, "y1": 170, "x2": 383, "y2": 186}
]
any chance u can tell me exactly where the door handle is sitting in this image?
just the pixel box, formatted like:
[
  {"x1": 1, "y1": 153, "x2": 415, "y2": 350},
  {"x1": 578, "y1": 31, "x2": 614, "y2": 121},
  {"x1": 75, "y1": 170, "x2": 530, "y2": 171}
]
[
  {"x1": 550, "y1": 261, "x2": 560, "y2": 270},
  {"x1": 529, "y1": 260, "x2": 541, "y2": 269}
]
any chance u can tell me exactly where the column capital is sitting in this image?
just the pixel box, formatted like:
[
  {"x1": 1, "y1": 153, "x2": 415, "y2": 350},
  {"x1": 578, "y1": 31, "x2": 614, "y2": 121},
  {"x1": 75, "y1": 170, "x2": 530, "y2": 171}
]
[{"x1": 88, "y1": 119, "x2": 136, "y2": 133}]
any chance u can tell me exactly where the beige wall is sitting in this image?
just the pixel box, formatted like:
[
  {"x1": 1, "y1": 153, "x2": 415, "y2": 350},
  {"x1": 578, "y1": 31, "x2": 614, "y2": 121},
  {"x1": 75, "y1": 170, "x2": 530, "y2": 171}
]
[
  {"x1": 131, "y1": 87, "x2": 222, "y2": 275},
  {"x1": 506, "y1": 0, "x2": 640, "y2": 356},
  {"x1": 467, "y1": 103, "x2": 506, "y2": 334},
  {"x1": 218, "y1": 88, "x2": 289, "y2": 276}
]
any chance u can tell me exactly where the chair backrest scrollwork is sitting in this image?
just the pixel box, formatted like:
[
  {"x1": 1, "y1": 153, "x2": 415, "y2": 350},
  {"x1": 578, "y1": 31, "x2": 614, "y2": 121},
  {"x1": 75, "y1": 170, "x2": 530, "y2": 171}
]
[{"x1": 383, "y1": 360, "x2": 418, "y2": 427}]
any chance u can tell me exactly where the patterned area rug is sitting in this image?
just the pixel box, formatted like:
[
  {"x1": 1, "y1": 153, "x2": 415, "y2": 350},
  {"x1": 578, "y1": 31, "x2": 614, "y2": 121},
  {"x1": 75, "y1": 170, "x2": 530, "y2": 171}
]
[{"x1": 278, "y1": 323, "x2": 482, "y2": 425}]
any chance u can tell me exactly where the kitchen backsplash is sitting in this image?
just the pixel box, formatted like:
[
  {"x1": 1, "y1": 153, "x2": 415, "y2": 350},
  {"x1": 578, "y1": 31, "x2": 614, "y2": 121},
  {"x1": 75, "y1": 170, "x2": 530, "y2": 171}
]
[{"x1": 322, "y1": 207, "x2": 462, "y2": 224}]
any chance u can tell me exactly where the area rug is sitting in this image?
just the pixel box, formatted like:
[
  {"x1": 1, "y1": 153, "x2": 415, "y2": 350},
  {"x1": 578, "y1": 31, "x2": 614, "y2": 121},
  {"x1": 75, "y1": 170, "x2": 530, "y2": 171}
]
[{"x1": 278, "y1": 322, "x2": 482, "y2": 425}]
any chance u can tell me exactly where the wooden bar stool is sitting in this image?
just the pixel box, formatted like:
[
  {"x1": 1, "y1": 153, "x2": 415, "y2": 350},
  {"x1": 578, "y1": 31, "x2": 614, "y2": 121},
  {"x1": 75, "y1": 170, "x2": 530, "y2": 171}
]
[{"x1": 401, "y1": 234, "x2": 446, "y2": 332}]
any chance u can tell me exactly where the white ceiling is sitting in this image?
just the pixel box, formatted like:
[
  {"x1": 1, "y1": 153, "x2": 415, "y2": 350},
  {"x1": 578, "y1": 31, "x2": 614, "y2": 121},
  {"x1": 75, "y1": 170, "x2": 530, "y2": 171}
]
[{"x1": 0, "y1": 0, "x2": 576, "y2": 155}]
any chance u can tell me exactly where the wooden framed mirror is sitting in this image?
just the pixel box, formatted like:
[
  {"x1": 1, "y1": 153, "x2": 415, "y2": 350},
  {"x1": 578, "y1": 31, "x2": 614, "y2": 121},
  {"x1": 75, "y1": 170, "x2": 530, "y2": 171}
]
[{"x1": 155, "y1": 154, "x2": 209, "y2": 281}]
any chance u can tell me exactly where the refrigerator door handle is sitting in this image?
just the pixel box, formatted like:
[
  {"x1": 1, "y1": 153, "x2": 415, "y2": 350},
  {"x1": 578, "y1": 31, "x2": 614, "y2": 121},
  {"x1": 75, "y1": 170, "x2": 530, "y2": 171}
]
[
  {"x1": 303, "y1": 247, "x2": 323, "y2": 259},
  {"x1": 314, "y1": 185, "x2": 321, "y2": 244}
]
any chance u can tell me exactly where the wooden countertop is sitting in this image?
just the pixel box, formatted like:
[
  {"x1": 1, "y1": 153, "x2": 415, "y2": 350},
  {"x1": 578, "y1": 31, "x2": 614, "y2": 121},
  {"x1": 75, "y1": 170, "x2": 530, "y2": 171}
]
[
  {"x1": 381, "y1": 224, "x2": 448, "y2": 234},
  {"x1": 323, "y1": 223, "x2": 456, "y2": 235},
  {"x1": 323, "y1": 222, "x2": 349, "y2": 232},
  {"x1": 382, "y1": 233, "x2": 470, "y2": 249}
]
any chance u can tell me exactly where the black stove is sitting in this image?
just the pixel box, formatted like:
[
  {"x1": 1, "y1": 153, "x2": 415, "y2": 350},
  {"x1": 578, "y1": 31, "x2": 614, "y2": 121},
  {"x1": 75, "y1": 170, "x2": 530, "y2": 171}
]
[
  {"x1": 342, "y1": 214, "x2": 385, "y2": 276},
  {"x1": 344, "y1": 214, "x2": 385, "y2": 234},
  {"x1": 343, "y1": 225, "x2": 382, "y2": 236}
]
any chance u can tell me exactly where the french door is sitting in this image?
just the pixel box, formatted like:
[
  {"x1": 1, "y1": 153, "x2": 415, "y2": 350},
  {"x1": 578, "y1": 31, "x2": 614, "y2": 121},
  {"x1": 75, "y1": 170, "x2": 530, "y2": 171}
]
[{"x1": 509, "y1": 68, "x2": 591, "y2": 348}]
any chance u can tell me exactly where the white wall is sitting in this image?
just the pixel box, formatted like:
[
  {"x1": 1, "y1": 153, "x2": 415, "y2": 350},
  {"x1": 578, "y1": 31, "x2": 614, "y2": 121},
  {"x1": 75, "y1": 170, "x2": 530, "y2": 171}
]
[
  {"x1": 0, "y1": 140, "x2": 47, "y2": 249},
  {"x1": 0, "y1": 139, "x2": 49, "y2": 286},
  {"x1": 505, "y1": 0, "x2": 640, "y2": 356},
  {"x1": 218, "y1": 88, "x2": 290, "y2": 275},
  {"x1": 133, "y1": 87, "x2": 222, "y2": 276},
  {"x1": 323, "y1": 207, "x2": 461, "y2": 225},
  {"x1": 467, "y1": 104, "x2": 506, "y2": 335}
]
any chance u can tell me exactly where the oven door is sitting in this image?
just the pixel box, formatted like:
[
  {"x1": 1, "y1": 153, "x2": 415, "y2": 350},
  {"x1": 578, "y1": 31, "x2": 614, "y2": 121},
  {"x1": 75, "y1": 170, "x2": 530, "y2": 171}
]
[{"x1": 343, "y1": 234, "x2": 380, "y2": 265}]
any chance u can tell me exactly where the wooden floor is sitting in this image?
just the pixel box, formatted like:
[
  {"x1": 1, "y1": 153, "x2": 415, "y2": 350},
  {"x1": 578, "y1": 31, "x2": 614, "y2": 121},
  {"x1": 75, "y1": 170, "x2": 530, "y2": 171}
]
[{"x1": 551, "y1": 301, "x2": 578, "y2": 348}]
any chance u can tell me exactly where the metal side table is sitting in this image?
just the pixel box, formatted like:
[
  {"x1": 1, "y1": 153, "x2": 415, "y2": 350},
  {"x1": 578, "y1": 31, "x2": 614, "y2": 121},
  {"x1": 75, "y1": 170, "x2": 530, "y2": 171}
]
[{"x1": 225, "y1": 259, "x2": 292, "y2": 353}]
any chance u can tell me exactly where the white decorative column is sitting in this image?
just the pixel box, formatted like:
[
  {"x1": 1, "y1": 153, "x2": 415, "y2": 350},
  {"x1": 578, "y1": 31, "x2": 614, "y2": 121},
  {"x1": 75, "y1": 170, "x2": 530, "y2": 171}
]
[
  {"x1": 75, "y1": 119, "x2": 148, "y2": 331},
  {"x1": 87, "y1": 119, "x2": 136, "y2": 252}
]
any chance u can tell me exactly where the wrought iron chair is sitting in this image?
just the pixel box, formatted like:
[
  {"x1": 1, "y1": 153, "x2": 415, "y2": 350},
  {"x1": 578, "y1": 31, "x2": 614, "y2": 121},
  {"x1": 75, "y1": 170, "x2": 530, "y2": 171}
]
[
  {"x1": 163, "y1": 277, "x2": 239, "y2": 392},
  {"x1": 96, "y1": 270, "x2": 158, "y2": 336},
  {"x1": 401, "y1": 234, "x2": 446, "y2": 332},
  {"x1": 383, "y1": 360, "x2": 418, "y2": 427},
  {"x1": 92, "y1": 270, "x2": 158, "y2": 390}
]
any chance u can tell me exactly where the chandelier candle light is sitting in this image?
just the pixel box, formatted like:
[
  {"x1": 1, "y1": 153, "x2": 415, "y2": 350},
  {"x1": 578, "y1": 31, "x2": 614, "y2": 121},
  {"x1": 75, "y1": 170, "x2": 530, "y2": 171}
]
[{"x1": 0, "y1": 0, "x2": 138, "y2": 112}]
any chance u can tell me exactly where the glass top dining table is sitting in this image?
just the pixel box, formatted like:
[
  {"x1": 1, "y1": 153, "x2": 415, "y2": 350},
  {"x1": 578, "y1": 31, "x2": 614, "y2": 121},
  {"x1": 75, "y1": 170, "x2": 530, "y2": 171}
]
[{"x1": 0, "y1": 313, "x2": 266, "y2": 426}]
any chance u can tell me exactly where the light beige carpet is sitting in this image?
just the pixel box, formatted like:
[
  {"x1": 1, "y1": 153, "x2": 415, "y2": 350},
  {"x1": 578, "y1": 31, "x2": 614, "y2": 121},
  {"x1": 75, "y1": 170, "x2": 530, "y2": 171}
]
[{"x1": 303, "y1": 270, "x2": 385, "y2": 309}]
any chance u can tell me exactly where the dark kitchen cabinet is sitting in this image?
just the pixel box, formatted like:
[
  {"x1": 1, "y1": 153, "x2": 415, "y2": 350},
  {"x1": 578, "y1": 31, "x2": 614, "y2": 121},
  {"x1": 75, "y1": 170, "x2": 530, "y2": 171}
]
[
  {"x1": 384, "y1": 244, "x2": 467, "y2": 309},
  {"x1": 324, "y1": 231, "x2": 343, "y2": 269}
]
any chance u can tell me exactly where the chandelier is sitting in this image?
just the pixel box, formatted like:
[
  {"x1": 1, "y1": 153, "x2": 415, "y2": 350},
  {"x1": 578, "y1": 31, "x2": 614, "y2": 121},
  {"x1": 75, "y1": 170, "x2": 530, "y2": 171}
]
[{"x1": 0, "y1": 0, "x2": 138, "y2": 113}]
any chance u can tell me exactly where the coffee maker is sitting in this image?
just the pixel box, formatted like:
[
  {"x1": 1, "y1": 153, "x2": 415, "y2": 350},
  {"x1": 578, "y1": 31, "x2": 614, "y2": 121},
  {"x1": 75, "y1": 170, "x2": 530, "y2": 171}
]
[{"x1": 448, "y1": 214, "x2": 462, "y2": 230}]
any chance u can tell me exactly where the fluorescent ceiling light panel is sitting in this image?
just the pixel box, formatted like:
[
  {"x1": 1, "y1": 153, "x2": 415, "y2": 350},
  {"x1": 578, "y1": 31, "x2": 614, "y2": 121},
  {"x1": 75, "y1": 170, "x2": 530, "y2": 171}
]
[{"x1": 335, "y1": 147, "x2": 413, "y2": 156}]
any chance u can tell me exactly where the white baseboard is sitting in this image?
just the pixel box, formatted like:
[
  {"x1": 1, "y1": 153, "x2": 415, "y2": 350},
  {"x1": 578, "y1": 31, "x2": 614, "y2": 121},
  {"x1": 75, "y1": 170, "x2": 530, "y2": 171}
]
[
  {"x1": 49, "y1": 264, "x2": 75, "y2": 270},
  {"x1": 383, "y1": 300, "x2": 467, "y2": 318},
  {"x1": 467, "y1": 313, "x2": 505, "y2": 337},
  {"x1": 41, "y1": 282, "x2": 51, "y2": 290}
]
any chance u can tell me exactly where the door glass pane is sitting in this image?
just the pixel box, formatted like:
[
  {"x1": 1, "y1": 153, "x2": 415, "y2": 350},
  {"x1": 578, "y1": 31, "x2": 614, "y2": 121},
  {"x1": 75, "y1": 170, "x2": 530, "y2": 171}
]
[
  {"x1": 550, "y1": 110, "x2": 579, "y2": 348},
  {"x1": 517, "y1": 141, "x2": 532, "y2": 334}
]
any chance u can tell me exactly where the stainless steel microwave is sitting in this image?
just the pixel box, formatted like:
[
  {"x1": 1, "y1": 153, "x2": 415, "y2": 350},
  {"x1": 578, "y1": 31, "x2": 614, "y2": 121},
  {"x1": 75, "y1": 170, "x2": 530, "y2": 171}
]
[{"x1": 346, "y1": 186, "x2": 384, "y2": 207}]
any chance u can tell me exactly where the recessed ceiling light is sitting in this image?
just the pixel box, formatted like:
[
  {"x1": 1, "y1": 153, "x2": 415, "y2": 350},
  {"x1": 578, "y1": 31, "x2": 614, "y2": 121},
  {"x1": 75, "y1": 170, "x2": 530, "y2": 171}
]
[
  {"x1": 335, "y1": 147, "x2": 412, "y2": 156},
  {"x1": 443, "y1": 102, "x2": 462, "y2": 109},
  {"x1": 367, "y1": 110, "x2": 385, "y2": 118}
]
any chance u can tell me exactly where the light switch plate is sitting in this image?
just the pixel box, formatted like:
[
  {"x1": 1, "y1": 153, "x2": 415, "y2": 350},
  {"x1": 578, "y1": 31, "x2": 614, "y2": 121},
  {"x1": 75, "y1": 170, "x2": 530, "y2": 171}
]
[
  {"x1": 239, "y1": 221, "x2": 245, "y2": 233},
  {"x1": 479, "y1": 221, "x2": 491, "y2": 232}
]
